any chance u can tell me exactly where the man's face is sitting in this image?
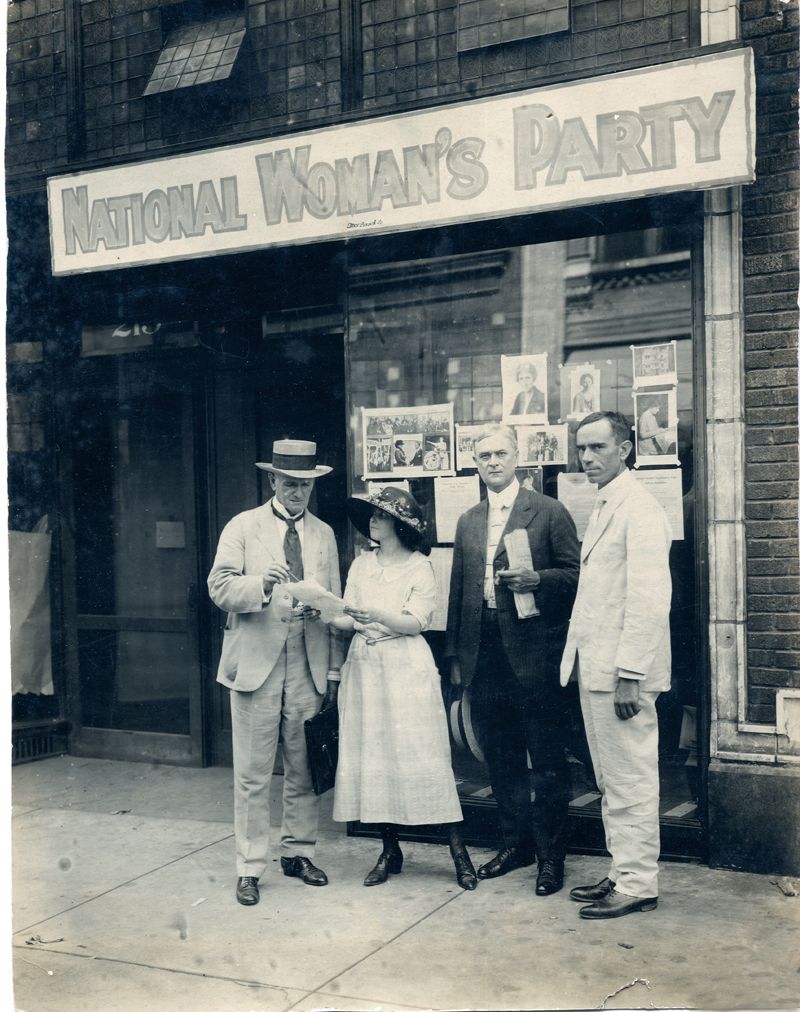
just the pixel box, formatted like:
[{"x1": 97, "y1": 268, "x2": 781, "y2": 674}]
[
  {"x1": 474, "y1": 432, "x2": 518, "y2": 492},
  {"x1": 270, "y1": 474, "x2": 315, "y2": 515},
  {"x1": 576, "y1": 418, "x2": 631, "y2": 489}
]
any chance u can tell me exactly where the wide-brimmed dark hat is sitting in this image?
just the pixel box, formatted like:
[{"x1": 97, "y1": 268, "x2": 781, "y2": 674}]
[
  {"x1": 255, "y1": 439, "x2": 332, "y2": 479},
  {"x1": 346, "y1": 487, "x2": 426, "y2": 541}
]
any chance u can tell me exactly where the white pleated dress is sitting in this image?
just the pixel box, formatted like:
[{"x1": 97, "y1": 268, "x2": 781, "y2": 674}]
[{"x1": 333, "y1": 550, "x2": 464, "y2": 826}]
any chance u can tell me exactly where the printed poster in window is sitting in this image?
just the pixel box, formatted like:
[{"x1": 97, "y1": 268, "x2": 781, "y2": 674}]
[
  {"x1": 455, "y1": 422, "x2": 497, "y2": 471},
  {"x1": 633, "y1": 389, "x2": 679, "y2": 466},
  {"x1": 631, "y1": 341, "x2": 678, "y2": 388},
  {"x1": 516, "y1": 424, "x2": 568, "y2": 466},
  {"x1": 501, "y1": 353, "x2": 548, "y2": 425},
  {"x1": 361, "y1": 403, "x2": 455, "y2": 479}
]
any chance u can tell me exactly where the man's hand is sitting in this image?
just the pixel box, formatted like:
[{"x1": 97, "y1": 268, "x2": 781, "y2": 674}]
[
  {"x1": 450, "y1": 659, "x2": 462, "y2": 687},
  {"x1": 321, "y1": 681, "x2": 339, "y2": 711},
  {"x1": 614, "y1": 677, "x2": 641, "y2": 720},
  {"x1": 262, "y1": 562, "x2": 292, "y2": 595},
  {"x1": 496, "y1": 566, "x2": 541, "y2": 594}
]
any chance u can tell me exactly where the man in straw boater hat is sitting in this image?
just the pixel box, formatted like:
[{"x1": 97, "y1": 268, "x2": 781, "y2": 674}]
[{"x1": 208, "y1": 439, "x2": 344, "y2": 906}]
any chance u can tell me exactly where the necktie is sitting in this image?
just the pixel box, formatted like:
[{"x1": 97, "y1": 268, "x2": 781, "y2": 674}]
[{"x1": 272, "y1": 504, "x2": 304, "y2": 580}]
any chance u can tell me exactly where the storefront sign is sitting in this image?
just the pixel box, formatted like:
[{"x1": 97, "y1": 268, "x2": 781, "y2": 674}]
[{"x1": 47, "y1": 49, "x2": 755, "y2": 275}]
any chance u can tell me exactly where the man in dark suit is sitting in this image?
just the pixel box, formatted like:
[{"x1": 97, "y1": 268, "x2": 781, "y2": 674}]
[{"x1": 445, "y1": 423, "x2": 580, "y2": 895}]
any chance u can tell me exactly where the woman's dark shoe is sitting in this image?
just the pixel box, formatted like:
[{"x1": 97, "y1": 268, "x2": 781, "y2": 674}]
[
  {"x1": 364, "y1": 847, "x2": 403, "y2": 886},
  {"x1": 451, "y1": 847, "x2": 478, "y2": 891}
]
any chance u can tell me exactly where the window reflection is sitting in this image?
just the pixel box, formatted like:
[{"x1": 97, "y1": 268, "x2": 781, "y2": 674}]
[{"x1": 345, "y1": 227, "x2": 700, "y2": 831}]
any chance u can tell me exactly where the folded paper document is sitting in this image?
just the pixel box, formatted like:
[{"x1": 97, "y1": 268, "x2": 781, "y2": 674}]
[{"x1": 502, "y1": 528, "x2": 540, "y2": 619}]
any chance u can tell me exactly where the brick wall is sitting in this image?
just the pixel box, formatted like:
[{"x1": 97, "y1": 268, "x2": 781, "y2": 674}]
[
  {"x1": 741, "y1": 0, "x2": 800, "y2": 723},
  {"x1": 362, "y1": 0, "x2": 692, "y2": 111},
  {"x1": 6, "y1": 0, "x2": 70, "y2": 177},
  {"x1": 82, "y1": 0, "x2": 343, "y2": 162},
  {"x1": 7, "y1": 0, "x2": 695, "y2": 183}
]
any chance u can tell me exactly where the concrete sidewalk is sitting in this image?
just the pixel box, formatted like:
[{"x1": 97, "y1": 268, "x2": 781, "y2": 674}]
[{"x1": 11, "y1": 756, "x2": 799, "y2": 1012}]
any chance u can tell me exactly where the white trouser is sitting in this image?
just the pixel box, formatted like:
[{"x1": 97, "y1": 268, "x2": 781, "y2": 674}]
[
  {"x1": 230, "y1": 619, "x2": 322, "y2": 878},
  {"x1": 578, "y1": 665, "x2": 661, "y2": 899}
]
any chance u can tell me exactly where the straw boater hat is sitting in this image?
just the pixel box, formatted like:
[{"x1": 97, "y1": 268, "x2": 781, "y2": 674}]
[
  {"x1": 346, "y1": 486, "x2": 427, "y2": 541},
  {"x1": 255, "y1": 439, "x2": 332, "y2": 479}
]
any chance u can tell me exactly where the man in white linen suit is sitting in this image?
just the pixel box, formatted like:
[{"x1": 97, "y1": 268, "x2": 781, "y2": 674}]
[
  {"x1": 560, "y1": 411, "x2": 672, "y2": 920},
  {"x1": 208, "y1": 439, "x2": 344, "y2": 906}
]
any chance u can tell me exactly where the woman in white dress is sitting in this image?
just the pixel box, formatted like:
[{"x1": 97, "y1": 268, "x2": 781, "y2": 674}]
[{"x1": 330, "y1": 487, "x2": 477, "y2": 890}]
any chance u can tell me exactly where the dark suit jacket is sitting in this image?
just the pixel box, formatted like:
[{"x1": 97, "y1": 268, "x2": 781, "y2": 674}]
[
  {"x1": 445, "y1": 487, "x2": 580, "y2": 691},
  {"x1": 510, "y1": 387, "x2": 546, "y2": 416}
]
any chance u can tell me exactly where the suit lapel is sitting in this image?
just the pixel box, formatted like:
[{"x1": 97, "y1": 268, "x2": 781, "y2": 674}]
[
  {"x1": 254, "y1": 501, "x2": 283, "y2": 562},
  {"x1": 494, "y1": 488, "x2": 539, "y2": 565},
  {"x1": 303, "y1": 514, "x2": 320, "y2": 578},
  {"x1": 581, "y1": 498, "x2": 622, "y2": 561},
  {"x1": 471, "y1": 499, "x2": 489, "y2": 572}
]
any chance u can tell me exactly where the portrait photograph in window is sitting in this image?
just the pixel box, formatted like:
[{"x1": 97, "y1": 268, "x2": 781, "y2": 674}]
[
  {"x1": 564, "y1": 364, "x2": 601, "y2": 421},
  {"x1": 634, "y1": 389, "x2": 679, "y2": 466},
  {"x1": 501, "y1": 353, "x2": 549, "y2": 425}
]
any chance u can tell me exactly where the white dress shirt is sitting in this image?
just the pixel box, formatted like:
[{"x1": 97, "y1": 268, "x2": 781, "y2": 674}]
[{"x1": 484, "y1": 478, "x2": 519, "y2": 607}]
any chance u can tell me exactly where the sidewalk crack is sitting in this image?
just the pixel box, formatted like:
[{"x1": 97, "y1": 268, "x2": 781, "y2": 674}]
[{"x1": 13, "y1": 832, "x2": 234, "y2": 936}]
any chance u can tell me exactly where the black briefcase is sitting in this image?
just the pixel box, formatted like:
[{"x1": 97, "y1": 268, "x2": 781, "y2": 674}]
[{"x1": 304, "y1": 704, "x2": 340, "y2": 795}]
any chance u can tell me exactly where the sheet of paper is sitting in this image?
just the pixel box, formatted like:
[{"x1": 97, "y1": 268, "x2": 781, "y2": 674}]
[
  {"x1": 428, "y1": 547, "x2": 454, "y2": 632},
  {"x1": 556, "y1": 472, "x2": 598, "y2": 540},
  {"x1": 434, "y1": 474, "x2": 481, "y2": 543},
  {"x1": 288, "y1": 579, "x2": 346, "y2": 622},
  {"x1": 633, "y1": 470, "x2": 685, "y2": 540}
]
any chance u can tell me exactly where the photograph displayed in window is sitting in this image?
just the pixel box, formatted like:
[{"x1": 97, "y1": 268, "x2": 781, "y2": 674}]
[{"x1": 345, "y1": 227, "x2": 698, "y2": 834}]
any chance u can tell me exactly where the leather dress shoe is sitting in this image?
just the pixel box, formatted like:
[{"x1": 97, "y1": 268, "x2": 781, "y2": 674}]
[
  {"x1": 477, "y1": 846, "x2": 536, "y2": 880},
  {"x1": 236, "y1": 876, "x2": 260, "y2": 906},
  {"x1": 579, "y1": 889, "x2": 658, "y2": 919},
  {"x1": 535, "y1": 860, "x2": 564, "y2": 896},
  {"x1": 280, "y1": 856, "x2": 328, "y2": 886},
  {"x1": 569, "y1": 876, "x2": 615, "y2": 903},
  {"x1": 364, "y1": 847, "x2": 404, "y2": 886}
]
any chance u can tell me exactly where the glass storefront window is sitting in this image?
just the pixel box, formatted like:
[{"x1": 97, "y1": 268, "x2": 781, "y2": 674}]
[{"x1": 345, "y1": 226, "x2": 700, "y2": 835}]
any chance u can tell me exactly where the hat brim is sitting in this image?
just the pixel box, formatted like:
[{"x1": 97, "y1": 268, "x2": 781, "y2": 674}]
[
  {"x1": 346, "y1": 494, "x2": 425, "y2": 541},
  {"x1": 255, "y1": 463, "x2": 332, "y2": 479},
  {"x1": 346, "y1": 496, "x2": 379, "y2": 541}
]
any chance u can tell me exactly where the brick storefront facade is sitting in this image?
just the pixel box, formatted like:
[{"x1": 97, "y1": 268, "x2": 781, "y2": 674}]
[{"x1": 6, "y1": 0, "x2": 800, "y2": 872}]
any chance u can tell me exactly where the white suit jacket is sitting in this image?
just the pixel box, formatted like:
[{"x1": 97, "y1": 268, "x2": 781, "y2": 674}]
[
  {"x1": 560, "y1": 468, "x2": 672, "y2": 692},
  {"x1": 208, "y1": 501, "x2": 342, "y2": 694}
]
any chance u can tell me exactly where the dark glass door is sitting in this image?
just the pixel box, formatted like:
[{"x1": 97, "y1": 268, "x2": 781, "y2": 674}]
[{"x1": 63, "y1": 352, "x2": 205, "y2": 764}]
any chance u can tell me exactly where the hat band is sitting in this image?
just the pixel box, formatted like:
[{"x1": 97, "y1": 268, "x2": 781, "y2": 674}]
[{"x1": 271, "y1": 452, "x2": 319, "y2": 471}]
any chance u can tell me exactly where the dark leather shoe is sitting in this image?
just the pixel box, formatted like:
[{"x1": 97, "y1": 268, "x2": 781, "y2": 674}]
[
  {"x1": 477, "y1": 846, "x2": 536, "y2": 880},
  {"x1": 579, "y1": 890, "x2": 658, "y2": 919},
  {"x1": 569, "y1": 876, "x2": 615, "y2": 902},
  {"x1": 364, "y1": 847, "x2": 404, "y2": 886},
  {"x1": 451, "y1": 847, "x2": 478, "y2": 891},
  {"x1": 236, "y1": 876, "x2": 259, "y2": 906},
  {"x1": 535, "y1": 860, "x2": 564, "y2": 896},
  {"x1": 280, "y1": 856, "x2": 328, "y2": 886}
]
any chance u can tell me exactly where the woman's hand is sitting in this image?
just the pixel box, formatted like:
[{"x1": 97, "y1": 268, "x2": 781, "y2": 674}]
[{"x1": 343, "y1": 604, "x2": 386, "y2": 626}]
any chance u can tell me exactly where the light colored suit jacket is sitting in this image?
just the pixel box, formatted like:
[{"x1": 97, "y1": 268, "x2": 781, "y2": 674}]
[
  {"x1": 208, "y1": 501, "x2": 342, "y2": 694},
  {"x1": 560, "y1": 468, "x2": 672, "y2": 692}
]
